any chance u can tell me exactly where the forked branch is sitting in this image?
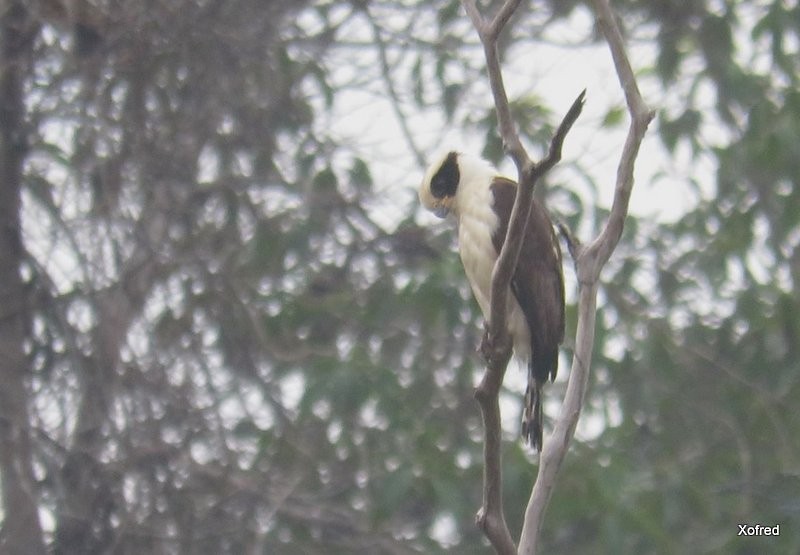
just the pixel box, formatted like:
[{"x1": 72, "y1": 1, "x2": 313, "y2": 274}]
[
  {"x1": 461, "y1": 1, "x2": 585, "y2": 554},
  {"x1": 460, "y1": 0, "x2": 653, "y2": 554},
  {"x1": 473, "y1": 90, "x2": 584, "y2": 555},
  {"x1": 519, "y1": 0, "x2": 654, "y2": 552}
]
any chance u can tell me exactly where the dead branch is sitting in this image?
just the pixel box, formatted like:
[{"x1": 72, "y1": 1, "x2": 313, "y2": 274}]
[
  {"x1": 460, "y1": 1, "x2": 585, "y2": 554},
  {"x1": 461, "y1": 0, "x2": 653, "y2": 553},
  {"x1": 518, "y1": 1, "x2": 654, "y2": 553},
  {"x1": 583, "y1": 0, "x2": 654, "y2": 276}
]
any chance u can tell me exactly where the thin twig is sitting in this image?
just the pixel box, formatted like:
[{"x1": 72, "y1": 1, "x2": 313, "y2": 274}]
[
  {"x1": 489, "y1": 90, "x2": 584, "y2": 356},
  {"x1": 461, "y1": 0, "x2": 529, "y2": 171},
  {"x1": 583, "y1": 0, "x2": 655, "y2": 277},
  {"x1": 556, "y1": 220, "x2": 582, "y2": 260},
  {"x1": 363, "y1": 6, "x2": 427, "y2": 168}
]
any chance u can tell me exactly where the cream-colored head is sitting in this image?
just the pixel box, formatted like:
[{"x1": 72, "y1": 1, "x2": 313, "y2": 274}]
[{"x1": 418, "y1": 151, "x2": 498, "y2": 218}]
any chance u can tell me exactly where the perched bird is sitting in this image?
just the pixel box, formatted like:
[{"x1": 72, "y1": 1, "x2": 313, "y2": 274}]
[{"x1": 419, "y1": 151, "x2": 565, "y2": 450}]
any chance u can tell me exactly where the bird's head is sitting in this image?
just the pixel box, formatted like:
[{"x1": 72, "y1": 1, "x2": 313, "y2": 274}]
[{"x1": 418, "y1": 151, "x2": 461, "y2": 218}]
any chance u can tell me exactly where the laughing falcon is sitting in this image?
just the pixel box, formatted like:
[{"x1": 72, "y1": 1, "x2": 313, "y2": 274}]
[{"x1": 419, "y1": 151, "x2": 565, "y2": 450}]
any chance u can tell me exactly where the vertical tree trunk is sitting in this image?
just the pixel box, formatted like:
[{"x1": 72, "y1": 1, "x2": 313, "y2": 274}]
[{"x1": 0, "y1": 3, "x2": 45, "y2": 554}]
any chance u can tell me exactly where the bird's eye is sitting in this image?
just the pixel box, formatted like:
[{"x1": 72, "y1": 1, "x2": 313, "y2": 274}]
[{"x1": 431, "y1": 176, "x2": 447, "y2": 196}]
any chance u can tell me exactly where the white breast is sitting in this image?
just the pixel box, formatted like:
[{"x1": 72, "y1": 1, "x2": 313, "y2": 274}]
[{"x1": 453, "y1": 164, "x2": 532, "y2": 363}]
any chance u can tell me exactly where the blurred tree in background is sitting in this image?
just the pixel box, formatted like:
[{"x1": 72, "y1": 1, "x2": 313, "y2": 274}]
[{"x1": 0, "y1": 0, "x2": 797, "y2": 553}]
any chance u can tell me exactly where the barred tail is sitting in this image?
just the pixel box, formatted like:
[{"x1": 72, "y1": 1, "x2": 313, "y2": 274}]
[
  {"x1": 522, "y1": 348, "x2": 558, "y2": 451},
  {"x1": 522, "y1": 377, "x2": 544, "y2": 451}
]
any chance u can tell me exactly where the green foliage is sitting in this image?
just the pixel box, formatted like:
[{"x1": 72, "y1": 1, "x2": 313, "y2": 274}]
[
  {"x1": 601, "y1": 104, "x2": 626, "y2": 129},
  {"x1": 7, "y1": 0, "x2": 800, "y2": 553}
]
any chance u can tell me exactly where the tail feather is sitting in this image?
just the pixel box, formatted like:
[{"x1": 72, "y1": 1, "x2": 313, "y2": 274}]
[
  {"x1": 522, "y1": 379, "x2": 544, "y2": 450},
  {"x1": 522, "y1": 349, "x2": 559, "y2": 451}
]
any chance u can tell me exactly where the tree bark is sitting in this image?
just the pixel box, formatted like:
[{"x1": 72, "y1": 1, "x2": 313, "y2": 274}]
[
  {"x1": 518, "y1": 1, "x2": 654, "y2": 551},
  {"x1": 0, "y1": 3, "x2": 46, "y2": 554},
  {"x1": 461, "y1": 1, "x2": 653, "y2": 553}
]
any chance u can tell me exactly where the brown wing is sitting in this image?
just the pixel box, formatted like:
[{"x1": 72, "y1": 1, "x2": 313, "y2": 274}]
[
  {"x1": 489, "y1": 178, "x2": 565, "y2": 380},
  {"x1": 490, "y1": 177, "x2": 565, "y2": 449}
]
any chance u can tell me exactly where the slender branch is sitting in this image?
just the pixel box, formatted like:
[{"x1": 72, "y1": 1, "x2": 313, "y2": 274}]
[
  {"x1": 459, "y1": 2, "x2": 524, "y2": 552},
  {"x1": 461, "y1": 0, "x2": 529, "y2": 170},
  {"x1": 556, "y1": 220, "x2": 582, "y2": 260},
  {"x1": 518, "y1": 282, "x2": 597, "y2": 554},
  {"x1": 462, "y1": 0, "x2": 652, "y2": 552},
  {"x1": 363, "y1": 6, "x2": 427, "y2": 168},
  {"x1": 518, "y1": 1, "x2": 653, "y2": 552},
  {"x1": 473, "y1": 358, "x2": 515, "y2": 555},
  {"x1": 489, "y1": 91, "x2": 584, "y2": 351},
  {"x1": 485, "y1": 0, "x2": 525, "y2": 42},
  {"x1": 461, "y1": 2, "x2": 585, "y2": 554},
  {"x1": 590, "y1": 0, "x2": 649, "y2": 119},
  {"x1": 460, "y1": 0, "x2": 486, "y2": 31},
  {"x1": 584, "y1": 0, "x2": 655, "y2": 277},
  {"x1": 532, "y1": 90, "x2": 586, "y2": 178}
]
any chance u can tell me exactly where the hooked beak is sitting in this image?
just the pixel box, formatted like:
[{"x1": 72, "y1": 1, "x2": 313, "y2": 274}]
[{"x1": 433, "y1": 205, "x2": 449, "y2": 218}]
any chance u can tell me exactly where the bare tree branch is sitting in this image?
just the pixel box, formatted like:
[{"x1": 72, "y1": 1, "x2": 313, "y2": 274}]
[
  {"x1": 461, "y1": 0, "x2": 528, "y2": 171},
  {"x1": 462, "y1": 0, "x2": 653, "y2": 553},
  {"x1": 363, "y1": 5, "x2": 427, "y2": 168},
  {"x1": 583, "y1": 0, "x2": 655, "y2": 277},
  {"x1": 556, "y1": 220, "x2": 582, "y2": 260},
  {"x1": 461, "y1": 2, "x2": 584, "y2": 554},
  {"x1": 488, "y1": 90, "x2": 584, "y2": 363},
  {"x1": 458, "y1": 2, "x2": 525, "y2": 551},
  {"x1": 475, "y1": 90, "x2": 583, "y2": 555},
  {"x1": 459, "y1": 2, "x2": 524, "y2": 552},
  {"x1": 518, "y1": 1, "x2": 654, "y2": 553},
  {"x1": 518, "y1": 282, "x2": 597, "y2": 554}
]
